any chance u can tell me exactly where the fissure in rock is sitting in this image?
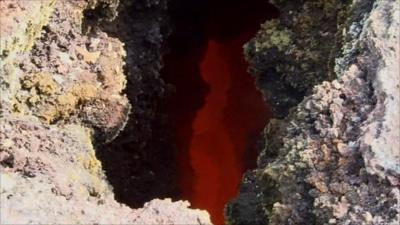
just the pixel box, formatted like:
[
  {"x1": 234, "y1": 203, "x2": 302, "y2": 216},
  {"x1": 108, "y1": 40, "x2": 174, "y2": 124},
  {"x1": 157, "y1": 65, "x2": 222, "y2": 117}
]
[{"x1": 163, "y1": 0, "x2": 278, "y2": 224}]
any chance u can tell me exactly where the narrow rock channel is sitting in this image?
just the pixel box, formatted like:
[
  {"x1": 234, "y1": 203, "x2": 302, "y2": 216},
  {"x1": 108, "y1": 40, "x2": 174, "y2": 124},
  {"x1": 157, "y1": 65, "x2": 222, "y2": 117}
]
[{"x1": 163, "y1": 0, "x2": 277, "y2": 223}]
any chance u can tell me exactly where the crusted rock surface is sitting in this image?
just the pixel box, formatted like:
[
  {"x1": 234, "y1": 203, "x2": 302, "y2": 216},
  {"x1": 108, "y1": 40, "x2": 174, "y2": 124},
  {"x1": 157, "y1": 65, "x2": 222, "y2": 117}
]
[
  {"x1": 227, "y1": 0, "x2": 399, "y2": 224},
  {"x1": 0, "y1": 0, "x2": 211, "y2": 224},
  {"x1": 244, "y1": 0, "x2": 375, "y2": 117}
]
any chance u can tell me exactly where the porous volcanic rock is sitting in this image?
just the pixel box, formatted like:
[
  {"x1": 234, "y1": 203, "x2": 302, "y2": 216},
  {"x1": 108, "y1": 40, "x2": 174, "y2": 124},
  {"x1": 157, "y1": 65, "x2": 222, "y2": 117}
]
[
  {"x1": 0, "y1": 0, "x2": 211, "y2": 224},
  {"x1": 244, "y1": 0, "x2": 376, "y2": 117},
  {"x1": 227, "y1": 0, "x2": 399, "y2": 224}
]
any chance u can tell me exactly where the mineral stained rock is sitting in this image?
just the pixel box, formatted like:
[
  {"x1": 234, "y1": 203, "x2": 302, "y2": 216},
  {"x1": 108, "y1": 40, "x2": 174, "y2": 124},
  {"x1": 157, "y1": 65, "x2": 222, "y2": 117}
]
[
  {"x1": 1, "y1": 0, "x2": 130, "y2": 142},
  {"x1": 0, "y1": 0, "x2": 210, "y2": 224},
  {"x1": 227, "y1": 0, "x2": 399, "y2": 224},
  {"x1": 244, "y1": 0, "x2": 373, "y2": 117}
]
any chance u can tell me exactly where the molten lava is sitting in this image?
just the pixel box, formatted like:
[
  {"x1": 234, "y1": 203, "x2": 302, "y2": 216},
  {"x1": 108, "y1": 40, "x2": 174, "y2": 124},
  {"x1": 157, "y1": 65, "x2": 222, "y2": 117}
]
[{"x1": 163, "y1": 1, "x2": 277, "y2": 224}]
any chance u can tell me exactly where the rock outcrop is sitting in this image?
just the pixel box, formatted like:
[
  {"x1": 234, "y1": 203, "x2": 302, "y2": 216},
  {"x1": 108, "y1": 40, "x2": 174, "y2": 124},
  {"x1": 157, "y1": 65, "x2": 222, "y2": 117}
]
[
  {"x1": 226, "y1": 0, "x2": 399, "y2": 224},
  {"x1": 0, "y1": 0, "x2": 210, "y2": 224}
]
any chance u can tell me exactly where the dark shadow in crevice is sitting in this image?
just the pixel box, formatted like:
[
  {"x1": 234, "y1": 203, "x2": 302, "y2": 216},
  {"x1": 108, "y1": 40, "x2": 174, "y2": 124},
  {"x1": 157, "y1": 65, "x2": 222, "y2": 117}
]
[{"x1": 93, "y1": 0, "x2": 179, "y2": 208}]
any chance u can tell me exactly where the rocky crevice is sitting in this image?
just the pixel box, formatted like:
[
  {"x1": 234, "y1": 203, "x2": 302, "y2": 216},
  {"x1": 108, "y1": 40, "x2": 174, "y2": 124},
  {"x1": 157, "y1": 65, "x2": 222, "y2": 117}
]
[
  {"x1": 0, "y1": 0, "x2": 398, "y2": 224},
  {"x1": 95, "y1": 0, "x2": 179, "y2": 208}
]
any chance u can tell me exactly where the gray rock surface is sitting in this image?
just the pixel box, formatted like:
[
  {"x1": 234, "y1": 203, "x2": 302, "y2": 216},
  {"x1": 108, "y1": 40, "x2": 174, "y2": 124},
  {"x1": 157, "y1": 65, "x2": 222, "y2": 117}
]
[{"x1": 227, "y1": 0, "x2": 399, "y2": 224}]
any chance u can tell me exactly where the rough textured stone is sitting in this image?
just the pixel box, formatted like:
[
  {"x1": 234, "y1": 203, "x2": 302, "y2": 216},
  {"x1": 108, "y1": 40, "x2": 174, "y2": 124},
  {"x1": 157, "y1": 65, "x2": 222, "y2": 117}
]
[
  {"x1": 244, "y1": 0, "x2": 375, "y2": 117},
  {"x1": 0, "y1": 0, "x2": 56, "y2": 60},
  {"x1": 1, "y1": 0, "x2": 398, "y2": 224},
  {"x1": 1, "y1": 0, "x2": 131, "y2": 143},
  {"x1": 0, "y1": 0, "x2": 211, "y2": 224},
  {"x1": 227, "y1": 0, "x2": 399, "y2": 224}
]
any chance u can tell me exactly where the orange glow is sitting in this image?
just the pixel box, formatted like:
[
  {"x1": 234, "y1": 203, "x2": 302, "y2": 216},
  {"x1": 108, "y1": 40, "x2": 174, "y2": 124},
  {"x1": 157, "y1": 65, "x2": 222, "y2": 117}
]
[
  {"x1": 162, "y1": 1, "x2": 276, "y2": 224},
  {"x1": 188, "y1": 36, "x2": 271, "y2": 224}
]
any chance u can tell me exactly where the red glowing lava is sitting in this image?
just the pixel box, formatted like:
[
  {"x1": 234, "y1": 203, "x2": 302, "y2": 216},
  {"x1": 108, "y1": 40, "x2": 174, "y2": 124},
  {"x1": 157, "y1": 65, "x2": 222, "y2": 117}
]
[
  {"x1": 188, "y1": 37, "x2": 272, "y2": 225},
  {"x1": 163, "y1": 1, "x2": 277, "y2": 224}
]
